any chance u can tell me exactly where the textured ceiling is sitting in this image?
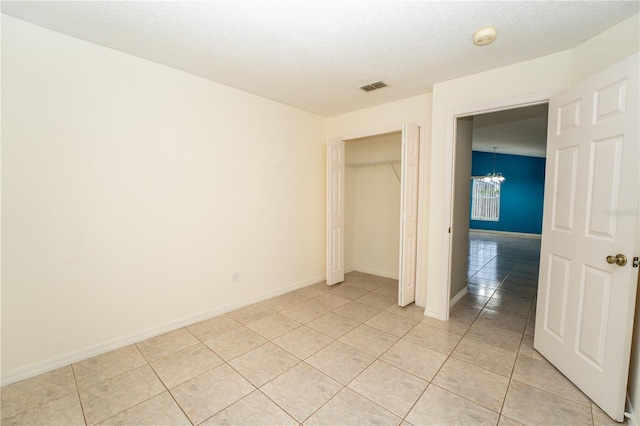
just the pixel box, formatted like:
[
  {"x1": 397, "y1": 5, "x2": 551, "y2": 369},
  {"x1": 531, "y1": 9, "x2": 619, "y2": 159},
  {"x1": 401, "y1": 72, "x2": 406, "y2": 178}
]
[
  {"x1": 473, "y1": 104, "x2": 549, "y2": 158},
  {"x1": 2, "y1": 1, "x2": 638, "y2": 117}
]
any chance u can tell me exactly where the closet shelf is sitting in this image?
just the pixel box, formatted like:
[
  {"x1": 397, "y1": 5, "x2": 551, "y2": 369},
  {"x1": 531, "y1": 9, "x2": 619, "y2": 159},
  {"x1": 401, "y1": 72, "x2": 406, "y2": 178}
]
[
  {"x1": 345, "y1": 159, "x2": 401, "y2": 168},
  {"x1": 346, "y1": 159, "x2": 402, "y2": 182}
]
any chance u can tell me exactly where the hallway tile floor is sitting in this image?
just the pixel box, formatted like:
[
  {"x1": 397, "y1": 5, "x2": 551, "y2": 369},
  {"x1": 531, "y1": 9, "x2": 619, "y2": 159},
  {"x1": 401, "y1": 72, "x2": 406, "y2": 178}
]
[{"x1": 1, "y1": 232, "x2": 622, "y2": 425}]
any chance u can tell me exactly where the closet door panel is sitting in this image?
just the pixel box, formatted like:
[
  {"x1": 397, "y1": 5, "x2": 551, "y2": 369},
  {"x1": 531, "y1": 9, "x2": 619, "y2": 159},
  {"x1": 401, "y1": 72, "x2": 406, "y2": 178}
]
[
  {"x1": 327, "y1": 138, "x2": 345, "y2": 285},
  {"x1": 398, "y1": 124, "x2": 420, "y2": 305}
]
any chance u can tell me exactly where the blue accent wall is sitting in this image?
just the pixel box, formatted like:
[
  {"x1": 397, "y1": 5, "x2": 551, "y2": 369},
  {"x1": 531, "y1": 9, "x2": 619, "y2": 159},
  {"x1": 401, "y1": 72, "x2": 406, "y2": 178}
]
[{"x1": 470, "y1": 151, "x2": 545, "y2": 234}]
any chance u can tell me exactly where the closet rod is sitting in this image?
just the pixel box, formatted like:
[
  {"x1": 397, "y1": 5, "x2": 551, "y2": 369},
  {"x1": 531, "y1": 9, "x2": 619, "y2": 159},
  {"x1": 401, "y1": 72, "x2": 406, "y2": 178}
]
[
  {"x1": 346, "y1": 159, "x2": 401, "y2": 182},
  {"x1": 345, "y1": 159, "x2": 401, "y2": 168}
]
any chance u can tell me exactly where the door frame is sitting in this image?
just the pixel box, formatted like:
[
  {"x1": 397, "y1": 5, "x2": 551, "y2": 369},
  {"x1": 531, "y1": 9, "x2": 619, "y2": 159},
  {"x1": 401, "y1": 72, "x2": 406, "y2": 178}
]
[
  {"x1": 327, "y1": 122, "x2": 427, "y2": 305},
  {"x1": 439, "y1": 91, "x2": 556, "y2": 320}
]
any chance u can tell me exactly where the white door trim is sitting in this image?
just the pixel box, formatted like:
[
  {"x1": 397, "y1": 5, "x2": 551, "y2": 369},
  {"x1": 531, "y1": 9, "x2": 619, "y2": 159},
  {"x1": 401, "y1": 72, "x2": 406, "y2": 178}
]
[
  {"x1": 436, "y1": 91, "x2": 557, "y2": 320},
  {"x1": 335, "y1": 124, "x2": 404, "y2": 142},
  {"x1": 327, "y1": 122, "x2": 426, "y2": 306}
]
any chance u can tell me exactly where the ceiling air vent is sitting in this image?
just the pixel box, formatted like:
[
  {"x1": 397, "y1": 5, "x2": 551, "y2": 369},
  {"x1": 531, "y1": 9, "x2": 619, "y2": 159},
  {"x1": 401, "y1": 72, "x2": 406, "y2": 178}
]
[{"x1": 359, "y1": 81, "x2": 388, "y2": 92}]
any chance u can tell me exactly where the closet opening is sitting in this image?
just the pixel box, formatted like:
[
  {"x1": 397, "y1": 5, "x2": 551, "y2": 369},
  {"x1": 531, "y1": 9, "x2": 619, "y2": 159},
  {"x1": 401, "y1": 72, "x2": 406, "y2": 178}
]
[
  {"x1": 327, "y1": 124, "x2": 422, "y2": 307},
  {"x1": 345, "y1": 132, "x2": 402, "y2": 282}
]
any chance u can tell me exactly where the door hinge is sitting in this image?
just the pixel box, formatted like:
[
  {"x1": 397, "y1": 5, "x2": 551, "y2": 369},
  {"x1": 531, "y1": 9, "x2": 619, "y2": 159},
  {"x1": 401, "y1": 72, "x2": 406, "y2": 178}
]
[{"x1": 633, "y1": 257, "x2": 639, "y2": 268}]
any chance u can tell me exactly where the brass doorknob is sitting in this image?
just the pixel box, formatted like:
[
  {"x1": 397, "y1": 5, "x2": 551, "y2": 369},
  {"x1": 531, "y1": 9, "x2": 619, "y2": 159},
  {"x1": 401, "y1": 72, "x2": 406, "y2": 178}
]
[{"x1": 606, "y1": 254, "x2": 627, "y2": 266}]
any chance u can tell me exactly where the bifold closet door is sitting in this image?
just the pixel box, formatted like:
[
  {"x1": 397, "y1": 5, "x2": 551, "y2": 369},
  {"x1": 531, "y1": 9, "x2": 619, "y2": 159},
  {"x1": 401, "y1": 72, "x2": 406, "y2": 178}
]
[
  {"x1": 326, "y1": 138, "x2": 345, "y2": 285},
  {"x1": 398, "y1": 124, "x2": 420, "y2": 306}
]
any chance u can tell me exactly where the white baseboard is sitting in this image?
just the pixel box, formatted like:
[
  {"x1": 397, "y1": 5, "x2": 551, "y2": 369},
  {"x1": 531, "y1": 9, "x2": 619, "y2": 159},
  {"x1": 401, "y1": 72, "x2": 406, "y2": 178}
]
[
  {"x1": 424, "y1": 307, "x2": 447, "y2": 321},
  {"x1": 470, "y1": 229, "x2": 541, "y2": 239},
  {"x1": 627, "y1": 393, "x2": 638, "y2": 426},
  {"x1": 1, "y1": 274, "x2": 325, "y2": 386},
  {"x1": 450, "y1": 286, "x2": 468, "y2": 308},
  {"x1": 353, "y1": 266, "x2": 399, "y2": 280}
]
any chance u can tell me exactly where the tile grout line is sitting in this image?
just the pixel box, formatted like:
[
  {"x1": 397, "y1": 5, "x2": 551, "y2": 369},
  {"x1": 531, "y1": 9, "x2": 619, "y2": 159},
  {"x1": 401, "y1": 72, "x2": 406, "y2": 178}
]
[
  {"x1": 497, "y1": 326, "x2": 528, "y2": 422},
  {"x1": 70, "y1": 363, "x2": 89, "y2": 426},
  {"x1": 138, "y1": 345, "x2": 196, "y2": 426}
]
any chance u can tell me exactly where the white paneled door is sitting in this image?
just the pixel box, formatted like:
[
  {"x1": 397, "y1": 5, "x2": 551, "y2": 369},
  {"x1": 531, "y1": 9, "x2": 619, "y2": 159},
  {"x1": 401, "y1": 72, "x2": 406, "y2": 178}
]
[
  {"x1": 326, "y1": 138, "x2": 345, "y2": 286},
  {"x1": 398, "y1": 124, "x2": 420, "y2": 306},
  {"x1": 535, "y1": 53, "x2": 639, "y2": 421}
]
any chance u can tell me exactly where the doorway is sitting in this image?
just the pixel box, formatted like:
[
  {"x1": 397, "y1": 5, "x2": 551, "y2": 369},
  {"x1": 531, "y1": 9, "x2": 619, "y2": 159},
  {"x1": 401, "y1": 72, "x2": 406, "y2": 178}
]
[{"x1": 450, "y1": 104, "x2": 549, "y2": 306}]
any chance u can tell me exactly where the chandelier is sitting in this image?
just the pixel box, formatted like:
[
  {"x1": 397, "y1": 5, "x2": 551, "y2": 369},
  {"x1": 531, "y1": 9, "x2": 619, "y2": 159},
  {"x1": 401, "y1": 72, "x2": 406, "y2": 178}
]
[{"x1": 482, "y1": 147, "x2": 505, "y2": 183}]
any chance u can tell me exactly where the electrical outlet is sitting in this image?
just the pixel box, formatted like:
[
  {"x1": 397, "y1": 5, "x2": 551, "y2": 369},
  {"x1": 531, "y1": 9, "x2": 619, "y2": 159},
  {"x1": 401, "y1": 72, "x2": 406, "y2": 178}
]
[{"x1": 231, "y1": 272, "x2": 240, "y2": 283}]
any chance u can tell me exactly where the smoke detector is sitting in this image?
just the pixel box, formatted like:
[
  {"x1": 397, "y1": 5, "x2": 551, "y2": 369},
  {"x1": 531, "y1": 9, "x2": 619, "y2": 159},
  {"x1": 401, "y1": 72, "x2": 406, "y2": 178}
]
[{"x1": 473, "y1": 27, "x2": 497, "y2": 46}]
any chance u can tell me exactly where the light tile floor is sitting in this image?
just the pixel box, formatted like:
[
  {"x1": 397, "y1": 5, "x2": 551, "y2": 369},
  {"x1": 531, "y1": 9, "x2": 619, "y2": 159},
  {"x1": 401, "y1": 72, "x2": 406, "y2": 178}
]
[{"x1": 1, "y1": 232, "x2": 622, "y2": 425}]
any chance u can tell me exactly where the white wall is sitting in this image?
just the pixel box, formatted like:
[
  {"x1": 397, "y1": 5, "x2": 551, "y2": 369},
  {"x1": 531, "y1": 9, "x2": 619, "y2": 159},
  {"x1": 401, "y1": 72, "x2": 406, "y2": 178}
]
[
  {"x1": 326, "y1": 94, "x2": 431, "y2": 138},
  {"x1": 1, "y1": 15, "x2": 327, "y2": 382},
  {"x1": 345, "y1": 133, "x2": 401, "y2": 278},
  {"x1": 571, "y1": 13, "x2": 639, "y2": 84}
]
